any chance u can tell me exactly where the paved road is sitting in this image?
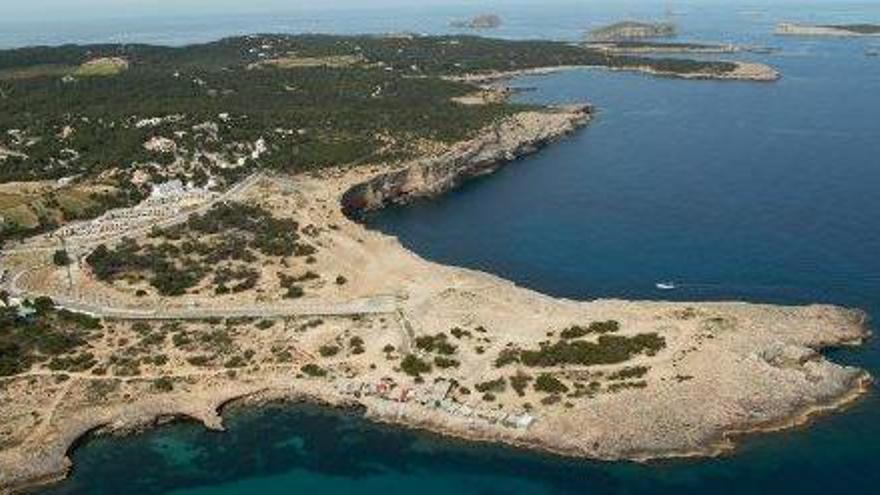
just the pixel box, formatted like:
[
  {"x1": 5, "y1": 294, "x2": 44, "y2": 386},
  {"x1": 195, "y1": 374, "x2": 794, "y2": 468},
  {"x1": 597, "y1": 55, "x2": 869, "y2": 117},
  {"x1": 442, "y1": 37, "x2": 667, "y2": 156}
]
[{"x1": 5, "y1": 284, "x2": 399, "y2": 320}]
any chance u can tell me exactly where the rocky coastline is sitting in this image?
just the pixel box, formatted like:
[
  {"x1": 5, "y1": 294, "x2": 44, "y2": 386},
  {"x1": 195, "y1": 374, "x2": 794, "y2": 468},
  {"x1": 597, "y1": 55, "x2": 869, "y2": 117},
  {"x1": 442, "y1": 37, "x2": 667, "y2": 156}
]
[{"x1": 342, "y1": 105, "x2": 591, "y2": 216}]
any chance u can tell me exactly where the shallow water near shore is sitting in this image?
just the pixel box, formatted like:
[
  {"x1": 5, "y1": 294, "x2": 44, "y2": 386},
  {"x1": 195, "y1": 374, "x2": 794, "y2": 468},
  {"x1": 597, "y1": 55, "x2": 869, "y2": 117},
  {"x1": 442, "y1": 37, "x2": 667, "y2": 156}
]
[{"x1": 29, "y1": 1, "x2": 880, "y2": 494}]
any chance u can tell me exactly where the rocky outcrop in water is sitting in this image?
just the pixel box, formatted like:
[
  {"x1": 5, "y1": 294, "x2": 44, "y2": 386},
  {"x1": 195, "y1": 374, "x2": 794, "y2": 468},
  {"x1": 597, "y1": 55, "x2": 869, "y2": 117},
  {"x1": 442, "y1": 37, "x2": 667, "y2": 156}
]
[{"x1": 451, "y1": 14, "x2": 502, "y2": 30}]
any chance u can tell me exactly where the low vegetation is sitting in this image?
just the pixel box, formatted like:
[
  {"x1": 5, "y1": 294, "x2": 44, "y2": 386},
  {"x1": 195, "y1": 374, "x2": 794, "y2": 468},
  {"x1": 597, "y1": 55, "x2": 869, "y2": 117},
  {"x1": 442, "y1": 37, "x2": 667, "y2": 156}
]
[
  {"x1": 510, "y1": 371, "x2": 532, "y2": 396},
  {"x1": 52, "y1": 249, "x2": 71, "y2": 266},
  {"x1": 434, "y1": 356, "x2": 460, "y2": 368},
  {"x1": 0, "y1": 296, "x2": 102, "y2": 376},
  {"x1": 496, "y1": 332, "x2": 665, "y2": 368},
  {"x1": 559, "y1": 320, "x2": 620, "y2": 339},
  {"x1": 414, "y1": 333, "x2": 457, "y2": 355},
  {"x1": 608, "y1": 366, "x2": 649, "y2": 380},
  {"x1": 301, "y1": 363, "x2": 327, "y2": 377},
  {"x1": 401, "y1": 354, "x2": 432, "y2": 377},
  {"x1": 319, "y1": 345, "x2": 340, "y2": 357},
  {"x1": 534, "y1": 373, "x2": 568, "y2": 394},
  {"x1": 85, "y1": 201, "x2": 311, "y2": 296},
  {"x1": 475, "y1": 377, "x2": 506, "y2": 393}
]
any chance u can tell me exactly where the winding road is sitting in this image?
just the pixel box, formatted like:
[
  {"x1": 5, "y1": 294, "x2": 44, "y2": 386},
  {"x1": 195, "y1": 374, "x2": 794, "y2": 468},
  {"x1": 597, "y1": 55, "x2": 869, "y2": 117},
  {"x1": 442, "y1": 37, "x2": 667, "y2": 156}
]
[{"x1": 1, "y1": 172, "x2": 404, "y2": 322}]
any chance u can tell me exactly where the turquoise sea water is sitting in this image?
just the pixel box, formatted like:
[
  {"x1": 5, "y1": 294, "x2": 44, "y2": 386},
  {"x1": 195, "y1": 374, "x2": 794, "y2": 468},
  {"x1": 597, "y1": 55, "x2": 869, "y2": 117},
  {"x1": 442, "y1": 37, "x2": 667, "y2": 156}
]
[{"x1": 20, "y1": 1, "x2": 880, "y2": 493}]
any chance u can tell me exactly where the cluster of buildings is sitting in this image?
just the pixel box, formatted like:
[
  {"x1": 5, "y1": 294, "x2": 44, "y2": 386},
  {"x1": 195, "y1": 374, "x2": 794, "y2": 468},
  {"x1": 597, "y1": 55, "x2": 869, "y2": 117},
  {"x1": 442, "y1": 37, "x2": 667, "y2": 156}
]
[
  {"x1": 336, "y1": 377, "x2": 535, "y2": 431},
  {"x1": 54, "y1": 180, "x2": 212, "y2": 241}
]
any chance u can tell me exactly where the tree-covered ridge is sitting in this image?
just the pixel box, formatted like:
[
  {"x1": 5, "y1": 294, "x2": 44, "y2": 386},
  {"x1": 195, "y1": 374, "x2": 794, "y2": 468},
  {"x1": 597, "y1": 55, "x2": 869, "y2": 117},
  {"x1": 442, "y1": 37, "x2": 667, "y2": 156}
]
[
  {"x1": 0, "y1": 34, "x2": 736, "y2": 75},
  {"x1": 0, "y1": 34, "x2": 737, "y2": 185}
]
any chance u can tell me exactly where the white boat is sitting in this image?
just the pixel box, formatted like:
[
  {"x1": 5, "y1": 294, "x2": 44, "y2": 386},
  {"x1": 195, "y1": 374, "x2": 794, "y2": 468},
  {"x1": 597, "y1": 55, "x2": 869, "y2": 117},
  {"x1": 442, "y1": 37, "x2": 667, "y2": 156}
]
[{"x1": 655, "y1": 282, "x2": 676, "y2": 290}]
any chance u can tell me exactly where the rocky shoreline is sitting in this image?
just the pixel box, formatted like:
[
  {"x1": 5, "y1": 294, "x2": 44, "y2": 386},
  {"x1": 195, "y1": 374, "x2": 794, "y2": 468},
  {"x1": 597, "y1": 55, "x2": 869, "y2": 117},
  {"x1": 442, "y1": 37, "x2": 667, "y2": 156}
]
[
  {"x1": 342, "y1": 105, "x2": 592, "y2": 216},
  {"x1": 0, "y1": 107, "x2": 872, "y2": 494},
  {"x1": 583, "y1": 42, "x2": 741, "y2": 54}
]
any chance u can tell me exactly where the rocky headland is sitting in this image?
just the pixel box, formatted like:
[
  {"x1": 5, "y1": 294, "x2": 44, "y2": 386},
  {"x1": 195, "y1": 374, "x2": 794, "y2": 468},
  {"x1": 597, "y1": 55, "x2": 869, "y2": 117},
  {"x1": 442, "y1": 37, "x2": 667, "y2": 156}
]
[
  {"x1": 0, "y1": 104, "x2": 872, "y2": 493},
  {"x1": 446, "y1": 59, "x2": 780, "y2": 84}
]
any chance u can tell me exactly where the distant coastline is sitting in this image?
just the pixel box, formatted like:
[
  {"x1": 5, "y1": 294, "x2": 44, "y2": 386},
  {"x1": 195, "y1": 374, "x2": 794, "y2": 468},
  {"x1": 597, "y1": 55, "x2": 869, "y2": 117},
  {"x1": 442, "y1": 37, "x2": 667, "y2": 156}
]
[{"x1": 776, "y1": 22, "x2": 880, "y2": 37}]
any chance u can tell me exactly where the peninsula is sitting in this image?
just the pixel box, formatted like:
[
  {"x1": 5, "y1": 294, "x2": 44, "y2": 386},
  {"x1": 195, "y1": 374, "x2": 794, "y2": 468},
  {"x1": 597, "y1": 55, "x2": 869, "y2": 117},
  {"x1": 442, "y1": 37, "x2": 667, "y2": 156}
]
[
  {"x1": 583, "y1": 41, "x2": 740, "y2": 54},
  {"x1": 0, "y1": 34, "x2": 867, "y2": 493}
]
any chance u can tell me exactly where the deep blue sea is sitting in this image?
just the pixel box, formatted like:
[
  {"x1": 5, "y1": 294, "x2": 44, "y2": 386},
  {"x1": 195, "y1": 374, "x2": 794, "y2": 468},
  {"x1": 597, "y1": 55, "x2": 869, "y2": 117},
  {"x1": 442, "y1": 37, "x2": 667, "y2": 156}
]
[{"x1": 17, "y1": 1, "x2": 880, "y2": 493}]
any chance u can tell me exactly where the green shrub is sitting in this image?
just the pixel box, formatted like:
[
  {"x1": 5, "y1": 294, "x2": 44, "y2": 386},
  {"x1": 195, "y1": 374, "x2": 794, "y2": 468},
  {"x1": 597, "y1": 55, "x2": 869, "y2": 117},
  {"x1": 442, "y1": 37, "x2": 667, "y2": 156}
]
[
  {"x1": 559, "y1": 321, "x2": 620, "y2": 339},
  {"x1": 53, "y1": 249, "x2": 71, "y2": 266},
  {"x1": 495, "y1": 347, "x2": 521, "y2": 367},
  {"x1": 510, "y1": 371, "x2": 532, "y2": 396},
  {"x1": 608, "y1": 380, "x2": 648, "y2": 392},
  {"x1": 172, "y1": 332, "x2": 192, "y2": 347},
  {"x1": 47, "y1": 352, "x2": 96, "y2": 372},
  {"x1": 256, "y1": 319, "x2": 275, "y2": 330},
  {"x1": 534, "y1": 373, "x2": 568, "y2": 394},
  {"x1": 450, "y1": 327, "x2": 471, "y2": 339},
  {"x1": 475, "y1": 377, "x2": 506, "y2": 393},
  {"x1": 302, "y1": 363, "x2": 327, "y2": 377},
  {"x1": 415, "y1": 333, "x2": 457, "y2": 355},
  {"x1": 520, "y1": 333, "x2": 665, "y2": 367},
  {"x1": 186, "y1": 355, "x2": 212, "y2": 366},
  {"x1": 401, "y1": 354, "x2": 432, "y2": 377},
  {"x1": 434, "y1": 356, "x2": 460, "y2": 368},
  {"x1": 153, "y1": 377, "x2": 174, "y2": 392},
  {"x1": 608, "y1": 366, "x2": 649, "y2": 381},
  {"x1": 319, "y1": 345, "x2": 340, "y2": 357},
  {"x1": 225, "y1": 355, "x2": 247, "y2": 368}
]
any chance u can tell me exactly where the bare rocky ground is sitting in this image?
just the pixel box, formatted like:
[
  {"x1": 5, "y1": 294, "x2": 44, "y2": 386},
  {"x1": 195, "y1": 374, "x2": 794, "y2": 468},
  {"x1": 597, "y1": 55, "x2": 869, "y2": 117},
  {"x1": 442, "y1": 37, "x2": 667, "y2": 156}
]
[{"x1": 0, "y1": 107, "x2": 871, "y2": 493}]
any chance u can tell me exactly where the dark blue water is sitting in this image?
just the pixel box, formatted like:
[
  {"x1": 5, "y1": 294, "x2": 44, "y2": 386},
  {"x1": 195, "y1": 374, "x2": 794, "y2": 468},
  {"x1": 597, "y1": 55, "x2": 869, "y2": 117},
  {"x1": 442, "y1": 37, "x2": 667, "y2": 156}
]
[
  {"x1": 371, "y1": 52, "x2": 880, "y2": 309},
  {"x1": 26, "y1": 1, "x2": 880, "y2": 494}
]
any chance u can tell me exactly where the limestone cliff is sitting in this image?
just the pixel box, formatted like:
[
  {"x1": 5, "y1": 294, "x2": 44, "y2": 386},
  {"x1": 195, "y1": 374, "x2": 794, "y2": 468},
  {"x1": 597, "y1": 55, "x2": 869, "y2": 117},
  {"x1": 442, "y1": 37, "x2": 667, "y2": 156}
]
[{"x1": 342, "y1": 105, "x2": 591, "y2": 216}]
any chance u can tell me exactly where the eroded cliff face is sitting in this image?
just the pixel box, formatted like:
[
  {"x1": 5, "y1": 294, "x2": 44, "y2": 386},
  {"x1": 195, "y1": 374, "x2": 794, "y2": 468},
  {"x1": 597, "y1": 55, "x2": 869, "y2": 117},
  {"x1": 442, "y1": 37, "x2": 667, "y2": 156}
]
[{"x1": 342, "y1": 106, "x2": 591, "y2": 217}]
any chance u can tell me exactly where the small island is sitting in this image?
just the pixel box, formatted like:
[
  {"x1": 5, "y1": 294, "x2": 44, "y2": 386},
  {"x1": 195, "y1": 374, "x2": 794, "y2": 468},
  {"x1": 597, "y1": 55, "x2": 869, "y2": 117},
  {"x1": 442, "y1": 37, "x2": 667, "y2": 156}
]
[
  {"x1": 0, "y1": 34, "x2": 857, "y2": 493},
  {"x1": 776, "y1": 22, "x2": 880, "y2": 37},
  {"x1": 451, "y1": 14, "x2": 502, "y2": 30},
  {"x1": 587, "y1": 21, "x2": 677, "y2": 42}
]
